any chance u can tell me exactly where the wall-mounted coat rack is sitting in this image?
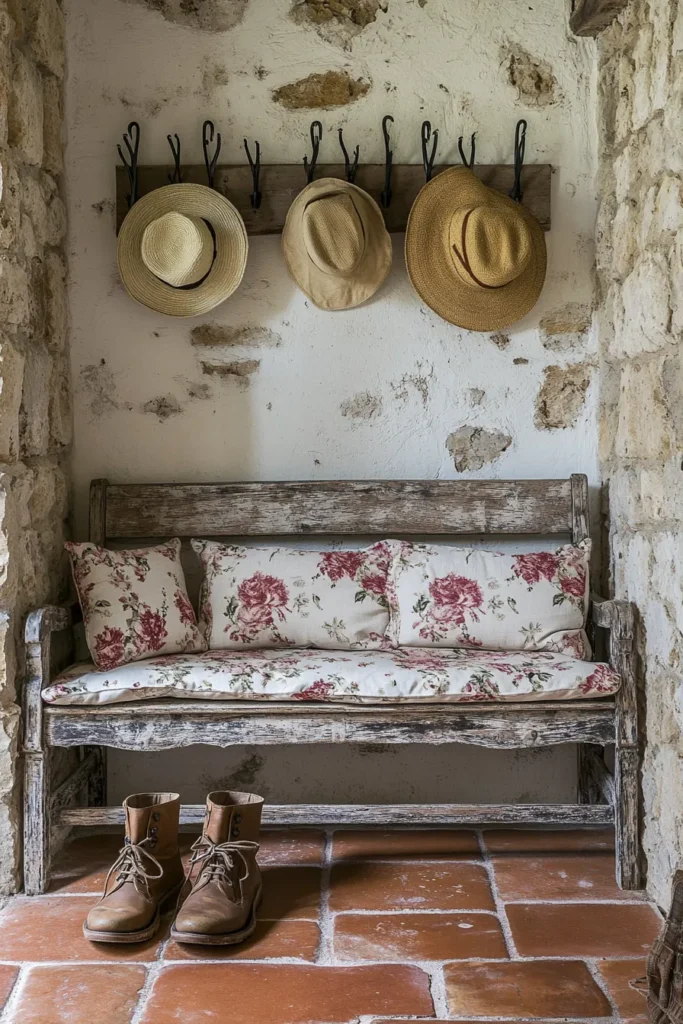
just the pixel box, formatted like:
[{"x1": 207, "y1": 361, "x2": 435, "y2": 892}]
[{"x1": 114, "y1": 118, "x2": 552, "y2": 235}]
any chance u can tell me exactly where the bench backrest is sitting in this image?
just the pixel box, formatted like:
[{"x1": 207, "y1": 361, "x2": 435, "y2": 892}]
[{"x1": 89, "y1": 477, "x2": 589, "y2": 546}]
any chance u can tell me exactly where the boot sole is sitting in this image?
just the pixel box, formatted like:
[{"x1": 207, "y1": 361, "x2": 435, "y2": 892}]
[
  {"x1": 83, "y1": 880, "x2": 184, "y2": 945},
  {"x1": 170, "y1": 884, "x2": 263, "y2": 946}
]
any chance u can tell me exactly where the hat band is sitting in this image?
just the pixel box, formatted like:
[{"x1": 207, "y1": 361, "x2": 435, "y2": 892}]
[{"x1": 451, "y1": 210, "x2": 507, "y2": 291}]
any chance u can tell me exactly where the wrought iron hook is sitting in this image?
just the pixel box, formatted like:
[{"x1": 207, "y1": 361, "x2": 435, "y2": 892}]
[
  {"x1": 338, "y1": 127, "x2": 360, "y2": 184},
  {"x1": 117, "y1": 121, "x2": 141, "y2": 208},
  {"x1": 380, "y1": 115, "x2": 394, "y2": 209},
  {"x1": 167, "y1": 133, "x2": 182, "y2": 184},
  {"x1": 509, "y1": 119, "x2": 527, "y2": 203},
  {"x1": 458, "y1": 132, "x2": 476, "y2": 169},
  {"x1": 244, "y1": 138, "x2": 262, "y2": 210},
  {"x1": 303, "y1": 120, "x2": 323, "y2": 184},
  {"x1": 202, "y1": 120, "x2": 222, "y2": 190},
  {"x1": 421, "y1": 120, "x2": 439, "y2": 182}
]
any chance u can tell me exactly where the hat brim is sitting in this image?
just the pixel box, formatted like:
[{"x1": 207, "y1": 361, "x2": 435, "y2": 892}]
[
  {"x1": 405, "y1": 167, "x2": 547, "y2": 331},
  {"x1": 282, "y1": 177, "x2": 392, "y2": 311},
  {"x1": 117, "y1": 184, "x2": 248, "y2": 317}
]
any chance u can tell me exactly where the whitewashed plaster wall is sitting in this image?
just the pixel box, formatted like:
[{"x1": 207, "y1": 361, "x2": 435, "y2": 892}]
[{"x1": 65, "y1": 0, "x2": 600, "y2": 804}]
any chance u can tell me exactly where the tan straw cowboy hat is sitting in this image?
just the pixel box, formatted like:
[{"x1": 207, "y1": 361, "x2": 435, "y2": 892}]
[
  {"x1": 117, "y1": 183, "x2": 248, "y2": 317},
  {"x1": 282, "y1": 177, "x2": 392, "y2": 310},
  {"x1": 405, "y1": 166, "x2": 546, "y2": 331}
]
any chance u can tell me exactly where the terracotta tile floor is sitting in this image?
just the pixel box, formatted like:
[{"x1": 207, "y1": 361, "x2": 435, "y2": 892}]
[{"x1": 0, "y1": 827, "x2": 660, "y2": 1023}]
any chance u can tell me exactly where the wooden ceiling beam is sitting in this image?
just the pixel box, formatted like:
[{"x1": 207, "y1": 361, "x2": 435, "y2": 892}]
[{"x1": 569, "y1": 0, "x2": 629, "y2": 36}]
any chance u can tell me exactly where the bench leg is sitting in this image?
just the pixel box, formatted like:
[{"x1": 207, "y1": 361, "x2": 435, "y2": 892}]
[
  {"x1": 24, "y1": 752, "x2": 50, "y2": 895},
  {"x1": 615, "y1": 743, "x2": 641, "y2": 890},
  {"x1": 87, "y1": 747, "x2": 107, "y2": 807}
]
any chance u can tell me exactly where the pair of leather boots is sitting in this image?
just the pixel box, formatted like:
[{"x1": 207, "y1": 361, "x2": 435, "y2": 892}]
[{"x1": 83, "y1": 790, "x2": 263, "y2": 946}]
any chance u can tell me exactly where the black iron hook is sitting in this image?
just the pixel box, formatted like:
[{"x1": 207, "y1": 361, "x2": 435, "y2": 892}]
[
  {"x1": 338, "y1": 127, "x2": 360, "y2": 184},
  {"x1": 303, "y1": 120, "x2": 323, "y2": 184},
  {"x1": 421, "y1": 120, "x2": 439, "y2": 182},
  {"x1": 244, "y1": 138, "x2": 262, "y2": 210},
  {"x1": 117, "y1": 121, "x2": 141, "y2": 208},
  {"x1": 202, "y1": 120, "x2": 222, "y2": 190},
  {"x1": 167, "y1": 133, "x2": 182, "y2": 184},
  {"x1": 458, "y1": 131, "x2": 476, "y2": 169},
  {"x1": 509, "y1": 119, "x2": 527, "y2": 203},
  {"x1": 380, "y1": 115, "x2": 394, "y2": 209}
]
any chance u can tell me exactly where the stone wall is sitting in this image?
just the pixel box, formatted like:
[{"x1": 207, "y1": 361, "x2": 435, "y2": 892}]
[
  {"x1": 597, "y1": 0, "x2": 683, "y2": 906},
  {"x1": 0, "y1": 0, "x2": 69, "y2": 892}
]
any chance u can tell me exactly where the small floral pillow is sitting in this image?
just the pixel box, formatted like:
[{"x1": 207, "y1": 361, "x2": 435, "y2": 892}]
[
  {"x1": 66, "y1": 539, "x2": 206, "y2": 670},
  {"x1": 387, "y1": 540, "x2": 591, "y2": 657},
  {"x1": 192, "y1": 540, "x2": 394, "y2": 650}
]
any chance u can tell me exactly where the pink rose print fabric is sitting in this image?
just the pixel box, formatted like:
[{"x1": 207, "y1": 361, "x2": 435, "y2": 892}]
[
  {"x1": 66, "y1": 539, "x2": 206, "y2": 671},
  {"x1": 42, "y1": 647, "x2": 620, "y2": 707},
  {"x1": 387, "y1": 540, "x2": 591, "y2": 656},
  {"x1": 192, "y1": 540, "x2": 394, "y2": 650}
]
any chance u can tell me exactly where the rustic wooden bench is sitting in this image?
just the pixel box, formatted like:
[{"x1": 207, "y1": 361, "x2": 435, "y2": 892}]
[{"x1": 21, "y1": 476, "x2": 641, "y2": 894}]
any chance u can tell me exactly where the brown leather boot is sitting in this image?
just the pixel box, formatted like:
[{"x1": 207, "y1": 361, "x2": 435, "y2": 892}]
[
  {"x1": 171, "y1": 791, "x2": 264, "y2": 945},
  {"x1": 83, "y1": 792, "x2": 184, "y2": 943}
]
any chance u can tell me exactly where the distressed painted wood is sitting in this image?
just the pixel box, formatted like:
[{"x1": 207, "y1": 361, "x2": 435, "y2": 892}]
[
  {"x1": 99, "y1": 479, "x2": 577, "y2": 540},
  {"x1": 89, "y1": 479, "x2": 108, "y2": 547},
  {"x1": 578, "y1": 743, "x2": 615, "y2": 806},
  {"x1": 608, "y1": 600, "x2": 641, "y2": 890},
  {"x1": 569, "y1": 0, "x2": 628, "y2": 36},
  {"x1": 570, "y1": 473, "x2": 590, "y2": 545},
  {"x1": 116, "y1": 163, "x2": 553, "y2": 235},
  {"x1": 50, "y1": 749, "x2": 102, "y2": 815},
  {"x1": 46, "y1": 701, "x2": 616, "y2": 751},
  {"x1": 58, "y1": 801, "x2": 614, "y2": 828}
]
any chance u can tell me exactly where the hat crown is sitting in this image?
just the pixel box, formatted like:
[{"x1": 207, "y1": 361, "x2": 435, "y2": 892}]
[
  {"x1": 302, "y1": 192, "x2": 365, "y2": 276},
  {"x1": 450, "y1": 205, "x2": 532, "y2": 290},
  {"x1": 141, "y1": 211, "x2": 214, "y2": 287}
]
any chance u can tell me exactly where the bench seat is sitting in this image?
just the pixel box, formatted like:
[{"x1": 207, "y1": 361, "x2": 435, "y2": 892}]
[{"x1": 42, "y1": 648, "x2": 621, "y2": 707}]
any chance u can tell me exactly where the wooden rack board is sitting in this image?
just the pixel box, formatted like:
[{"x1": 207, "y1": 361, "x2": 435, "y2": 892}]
[{"x1": 115, "y1": 163, "x2": 552, "y2": 235}]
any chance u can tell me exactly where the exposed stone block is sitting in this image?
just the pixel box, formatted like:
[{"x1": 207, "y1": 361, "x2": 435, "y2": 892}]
[
  {"x1": 7, "y1": 49, "x2": 43, "y2": 166},
  {"x1": 41, "y1": 73, "x2": 62, "y2": 176},
  {"x1": 613, "y1": 253, "x2": 672, "y2": 357},
  {"x1": 44, "y1": 251, "x2": 67, "y2": 351},
  {"x1": 0, "y1": 333, "x2": 24, "y2": 463},
  {"x1": 445, "y1": 425, "x2": 512, "y2": 472},
  {"x1": 24, "y1": 0, "x2": 64, "y2": 78},
  {"x1": 534, "y1": 363, "x2": 593, "y2": 430},
  {"x1": 615, "y1": 358, "x2": 673, "y2": 460},
  {"x1": 121, "y1": 0, "x2": 249, "y2": 31},
  {"x1": 19, "y1": 341, "x2": 52, "y2": 457},
  {"x1": 0, "y1": 257, "x2": 30, "y2": 327},
  {"x1": 272, "y1": 71, "x2": 370, "y2": 109},
  {"x1": 0, "y1": 154, "x2": 21, "y2": 250}
]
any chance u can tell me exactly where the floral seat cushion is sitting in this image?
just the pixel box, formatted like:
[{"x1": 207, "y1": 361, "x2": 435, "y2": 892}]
[{"x1": 43, "y1": 648, "x2": 620, "y2": 707}]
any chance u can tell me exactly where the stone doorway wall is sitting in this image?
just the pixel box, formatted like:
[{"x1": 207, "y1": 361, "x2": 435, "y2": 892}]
[
  {"x1": 0, "y1": 0, "x2": 69, "y2": 892},
  {"x1": 597, "y1": 0, "x2": 683, "y2": 907}
]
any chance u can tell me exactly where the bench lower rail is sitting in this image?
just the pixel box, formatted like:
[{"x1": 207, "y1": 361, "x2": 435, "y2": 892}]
[{"x1": 57, "y1": 802, "x2": 614, "y2": 828}]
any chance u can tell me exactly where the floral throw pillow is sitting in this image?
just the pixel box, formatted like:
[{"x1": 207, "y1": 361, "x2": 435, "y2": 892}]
[
  {"x1": 66, "y1": 539, "x2": 206, "y2": 671},
  {"x1": 388, "y1": 540, "x2": 591, "y2": 657},
  {"x1": 192, "y1": 540, "x2": 393, "y2": 650}
]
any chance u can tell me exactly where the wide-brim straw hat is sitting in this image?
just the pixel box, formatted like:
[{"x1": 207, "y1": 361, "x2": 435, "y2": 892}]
[
  {"x1": 282, "y1": 177, "x2": 392, "y2": 311},
  {"x1": 405, "y1": 166, "x2": 547, "y2": 331},
  {"x1": 117, "y1": 183, "x2": 248, "y2": 317}
]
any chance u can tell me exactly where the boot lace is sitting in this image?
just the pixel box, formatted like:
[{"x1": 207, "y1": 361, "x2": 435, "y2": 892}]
[
  {"x1": 103, "y1": 836, "x2": 164, "y2": 902},
  {"x1": 188, "y1": 836, "x2": 259, "y2": 899}
]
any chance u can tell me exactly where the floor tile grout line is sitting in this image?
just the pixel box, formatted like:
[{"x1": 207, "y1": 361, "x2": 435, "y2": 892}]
[
  {"x1": 129, "y1": 962, "x2": 158, "y2": 1024},
  {"x1": 586, "y1": 956, "x2": 626, "y2": 1022},
  {"x1": 0, "y1": 964, "x2": 28, "y2": 1024},
  {"x1": 315, "y1": 828, "x2": 335, "y2": 964},
  {"x1": 477, "y1": 829, "x2": 519, "y2": 959}
]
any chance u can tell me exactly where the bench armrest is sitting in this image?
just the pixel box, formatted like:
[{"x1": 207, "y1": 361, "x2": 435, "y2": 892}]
[
  {"x1": 25, "y1": 604, "x2": 76, "y2": 645},
  {"x1": 590, "y1": 595, "x2": 638, "y2": 745}
]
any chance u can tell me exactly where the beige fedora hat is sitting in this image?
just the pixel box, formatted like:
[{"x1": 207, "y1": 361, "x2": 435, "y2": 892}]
[
  {"x1": 405, "y1": 166, "x2": 546, "y2": 331},
  {"x1": 282, "y1": 177, "x2": 392, "y2": 311},
  {"x1": 117, "y1": 183, "x2": 248, "y2": 317}
]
